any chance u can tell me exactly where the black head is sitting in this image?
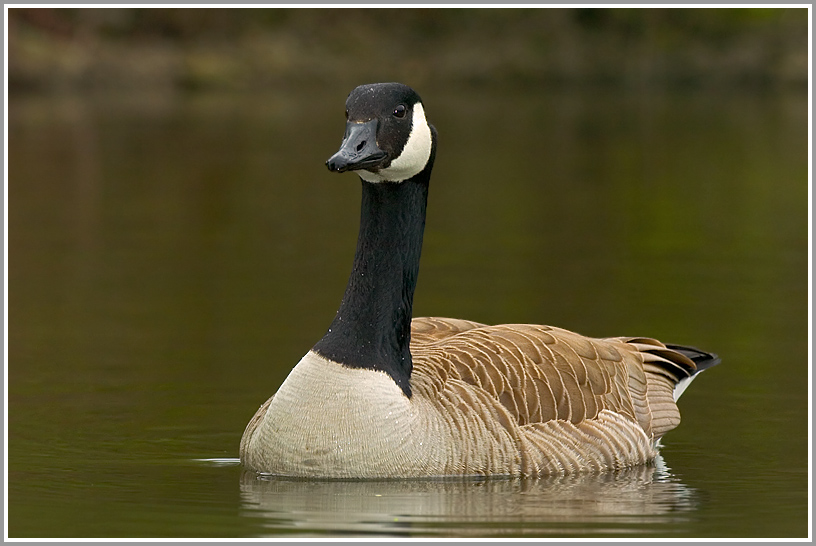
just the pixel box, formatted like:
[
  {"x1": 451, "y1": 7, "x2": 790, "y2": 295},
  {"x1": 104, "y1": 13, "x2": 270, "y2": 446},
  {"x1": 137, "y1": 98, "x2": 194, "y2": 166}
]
[{"x1": 325, "y1": 83, "x2": 435, "y2": 183}]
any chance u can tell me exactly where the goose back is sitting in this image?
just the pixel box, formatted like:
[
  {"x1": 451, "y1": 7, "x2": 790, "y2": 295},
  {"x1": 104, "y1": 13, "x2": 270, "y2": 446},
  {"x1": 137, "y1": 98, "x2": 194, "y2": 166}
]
[{"x1": 406, "y1": 317, "x2": 701, "y2": 475}]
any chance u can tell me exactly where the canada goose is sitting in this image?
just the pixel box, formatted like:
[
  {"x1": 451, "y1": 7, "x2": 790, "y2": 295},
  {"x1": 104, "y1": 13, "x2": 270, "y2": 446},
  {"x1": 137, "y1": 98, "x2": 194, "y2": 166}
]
[{"x1": 239, "y1": 83, "x2": 720, "y2": 478}]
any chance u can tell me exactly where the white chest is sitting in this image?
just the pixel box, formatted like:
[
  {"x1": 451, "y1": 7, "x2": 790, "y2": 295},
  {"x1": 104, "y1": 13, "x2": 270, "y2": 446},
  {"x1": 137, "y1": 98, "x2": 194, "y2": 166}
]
[{"x1": 240, "y1": 351, "x2": 445, "y2": 477}]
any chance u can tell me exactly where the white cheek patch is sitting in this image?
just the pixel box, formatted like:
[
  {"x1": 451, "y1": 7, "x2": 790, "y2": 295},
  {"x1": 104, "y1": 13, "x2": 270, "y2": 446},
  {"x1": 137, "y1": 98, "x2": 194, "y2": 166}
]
[{"x1": 359, "y1": 103, "x2": 433, "y2": 183}]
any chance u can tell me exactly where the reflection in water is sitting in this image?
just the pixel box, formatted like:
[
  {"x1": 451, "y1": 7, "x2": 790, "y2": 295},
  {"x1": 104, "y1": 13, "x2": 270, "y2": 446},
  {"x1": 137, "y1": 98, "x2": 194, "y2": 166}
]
[{"x1": 238, "y1": 455, "x2": 697, "y2": 537}]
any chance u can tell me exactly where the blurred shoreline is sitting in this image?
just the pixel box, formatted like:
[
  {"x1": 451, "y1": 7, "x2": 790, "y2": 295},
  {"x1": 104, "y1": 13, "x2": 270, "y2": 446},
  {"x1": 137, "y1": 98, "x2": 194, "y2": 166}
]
[{"x1": 7, "y1": 7, "x2": 809, "y2": 96}]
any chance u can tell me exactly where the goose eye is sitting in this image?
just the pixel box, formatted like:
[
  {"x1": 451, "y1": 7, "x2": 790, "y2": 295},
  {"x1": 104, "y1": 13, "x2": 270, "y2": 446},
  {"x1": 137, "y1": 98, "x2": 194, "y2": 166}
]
[
  {"x1": 344, "y1": 109, "x2": 349, "y2": 120},
  {"x1": 393, "y1": 105, "x2": 407, "y2": 118}
]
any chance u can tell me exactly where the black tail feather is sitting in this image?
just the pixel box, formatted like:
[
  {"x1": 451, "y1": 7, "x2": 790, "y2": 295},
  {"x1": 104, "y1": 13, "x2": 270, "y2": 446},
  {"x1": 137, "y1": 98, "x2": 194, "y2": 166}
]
[{"x1": 665, "y1": 344, "x2": 721, "y2": 374}]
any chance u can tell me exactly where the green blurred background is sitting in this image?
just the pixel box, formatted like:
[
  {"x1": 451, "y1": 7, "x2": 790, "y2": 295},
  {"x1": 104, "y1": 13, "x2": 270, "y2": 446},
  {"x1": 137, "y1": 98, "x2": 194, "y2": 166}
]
[{"x1": 8, "y1": 7, "x2": 808, "y2": 93}]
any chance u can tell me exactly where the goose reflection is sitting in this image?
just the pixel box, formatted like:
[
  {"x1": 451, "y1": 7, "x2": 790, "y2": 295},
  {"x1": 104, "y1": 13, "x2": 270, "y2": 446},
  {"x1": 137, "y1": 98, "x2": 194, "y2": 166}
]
[{"x1": 238, "y1": 455, "x2": 697, "y2": 537}]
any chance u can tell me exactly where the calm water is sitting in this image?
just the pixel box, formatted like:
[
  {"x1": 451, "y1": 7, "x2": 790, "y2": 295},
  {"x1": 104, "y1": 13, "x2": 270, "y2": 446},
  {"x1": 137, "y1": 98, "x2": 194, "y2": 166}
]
[{"x1": 7, "y1": 85, "x2": 809, "y2": 538}]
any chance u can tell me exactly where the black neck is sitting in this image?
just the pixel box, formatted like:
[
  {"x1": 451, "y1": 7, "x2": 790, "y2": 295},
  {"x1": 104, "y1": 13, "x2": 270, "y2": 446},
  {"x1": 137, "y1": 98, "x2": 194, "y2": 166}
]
[{"x1": 312, "y1": 160, "x2": 434, "y2": 398}]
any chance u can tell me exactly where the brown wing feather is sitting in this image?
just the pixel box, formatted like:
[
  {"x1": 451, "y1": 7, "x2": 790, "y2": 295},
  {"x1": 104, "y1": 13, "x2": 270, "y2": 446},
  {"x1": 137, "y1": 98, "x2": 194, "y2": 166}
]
[
  {"x1": 411, "y1": 318, "x2": 696, "y2": 441},
  {"x1": 410, "y1": 317, "x2": 486, "y2": 344}
]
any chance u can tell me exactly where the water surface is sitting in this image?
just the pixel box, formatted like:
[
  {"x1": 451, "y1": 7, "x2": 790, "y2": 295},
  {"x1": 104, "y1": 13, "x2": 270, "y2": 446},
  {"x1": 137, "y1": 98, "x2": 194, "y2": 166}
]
[{"x1": 7, "y1": 85, "x2": 809, "y2": 538}]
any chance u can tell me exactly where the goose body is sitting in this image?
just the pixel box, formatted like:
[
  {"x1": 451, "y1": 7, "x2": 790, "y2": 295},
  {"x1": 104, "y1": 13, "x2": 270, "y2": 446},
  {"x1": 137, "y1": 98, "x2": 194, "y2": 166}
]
[{"x1": 240, "y1": 83, "x2": 719, "y2": 478}]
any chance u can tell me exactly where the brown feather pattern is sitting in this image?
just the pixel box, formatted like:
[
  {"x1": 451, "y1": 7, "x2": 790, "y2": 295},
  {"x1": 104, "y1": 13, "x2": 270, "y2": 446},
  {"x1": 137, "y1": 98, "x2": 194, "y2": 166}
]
[{"x1": 407, "y1": 317, "x2": 697, "y2": 474}]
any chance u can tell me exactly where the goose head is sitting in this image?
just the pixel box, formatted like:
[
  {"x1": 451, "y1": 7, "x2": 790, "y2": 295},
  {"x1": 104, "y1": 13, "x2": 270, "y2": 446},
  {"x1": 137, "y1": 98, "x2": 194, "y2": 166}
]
[{"x1": 325, "y1": 82, "x2": 435, "y2": 183}]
